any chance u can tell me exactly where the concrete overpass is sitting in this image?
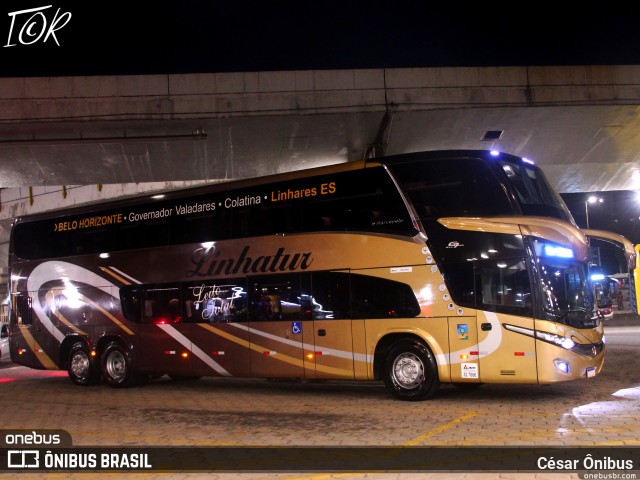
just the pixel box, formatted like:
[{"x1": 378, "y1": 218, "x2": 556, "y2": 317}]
[{"x1": 2, "y1": 64, "x2": 640, "y2": 296}]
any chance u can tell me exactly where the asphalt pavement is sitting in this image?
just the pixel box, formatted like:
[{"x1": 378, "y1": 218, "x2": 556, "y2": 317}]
[{"x1": 605, "y1": 309, "x2": 639, "y2": 327}]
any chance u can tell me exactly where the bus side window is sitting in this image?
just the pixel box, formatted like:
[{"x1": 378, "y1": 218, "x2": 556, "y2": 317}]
[
  {"x1": 310, "y1": 271, "x2": 350, "y2": 319},
  {"x1": 120, "y1": 287, "x2": 142, "y2": 323},
  {"x1": 440, "y1": 262, "x2": 476, "y2": 309},
  {"x1": 183, "y1": 280, "x2": 247, "y2": 323},
  {"x1": 350, "y1": 274, "x2": 420, "y2": 319},
  {"x1": 184, "y1": 300, "x2": 195, "y2": 322},
  {"x1": 168, "y1": 298, "x2": 181, "y2": 323},
  {"x1": 476, "y1": 259, "x2": 532, "y2": 316},
  {"x1": 249, "y1": 274, "x2": 301, "y2": 321},
  {"x1": 142, "y1": 286, "x2": 181, "y2": 324},
  {"x1": 13, "y1": 294, "x2": 33, "y2": 325}
]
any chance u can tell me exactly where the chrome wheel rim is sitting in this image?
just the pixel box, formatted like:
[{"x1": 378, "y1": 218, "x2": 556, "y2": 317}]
[
  {"x1": 105, "y1": 350, "x2": 126, "y2": 380},
  {"x1": 392, "y1": 352, "x2": 425, "y2": 389},
  {"x1": 70, "y1": 351, "x2": 90, "y2": 378}
]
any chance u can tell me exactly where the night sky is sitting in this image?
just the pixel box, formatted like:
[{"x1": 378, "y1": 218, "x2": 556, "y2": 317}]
[
  {"x1": 3, "y1": 2, "x2": 640, "y2": 77},
  {"x1": 562, "y1": 191, "x2": 640, "y2": 246}
]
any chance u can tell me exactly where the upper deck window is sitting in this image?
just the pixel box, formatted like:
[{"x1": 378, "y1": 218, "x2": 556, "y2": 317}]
[
  {"x1": 499, "y1": 161, "x2": 574, "y2": 220},
  {"x1": 11, "y1": 166, "x2": 415, "y2": 261},
  {"x1": 386, "y1": 157, "x2": 513, "y2": 220}
]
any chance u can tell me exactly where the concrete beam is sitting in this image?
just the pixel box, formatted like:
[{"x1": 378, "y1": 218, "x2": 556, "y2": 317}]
[{"x1": 2, "y1": 66, "x2": 640, "y2": 124}]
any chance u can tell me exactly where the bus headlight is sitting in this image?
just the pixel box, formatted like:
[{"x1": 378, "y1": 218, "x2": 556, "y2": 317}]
[
  {"x1": 535, "y1": 331, "x2": 575, "y2": 350},
  {"x1": 504, "y1": 324, "x2": 602, "y2": 357}
]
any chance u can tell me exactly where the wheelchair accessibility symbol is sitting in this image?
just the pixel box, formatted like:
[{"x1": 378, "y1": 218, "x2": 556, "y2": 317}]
[{"x1": 291, "y1": 321, "x2": 302, "y2": 334}]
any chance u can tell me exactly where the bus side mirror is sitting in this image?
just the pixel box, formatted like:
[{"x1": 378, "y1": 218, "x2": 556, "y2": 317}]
[{"x1": 0, "y1": 326, "x2": 7, "y2": 338}]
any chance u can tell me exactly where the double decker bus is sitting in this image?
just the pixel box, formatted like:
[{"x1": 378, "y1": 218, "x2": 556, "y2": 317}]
[{"x1": 8, "y1": 150, "x2": 605, "y2": 400}]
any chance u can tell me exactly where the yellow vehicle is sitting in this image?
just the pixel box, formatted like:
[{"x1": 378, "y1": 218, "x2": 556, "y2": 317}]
[
  {"x1": 634, "y1": 244, "x2": 640, "y2": 315},
  {"x1": 583, "y1": 229, "x2": 637, "y2": 317},
  {"x1": 8, "y1": 150, "x2": 604, "y2": 400}
]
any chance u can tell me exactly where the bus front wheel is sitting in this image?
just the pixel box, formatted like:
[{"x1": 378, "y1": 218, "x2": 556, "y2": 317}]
[
  {"x1": 67, "y1": 342, "x2": 101, "y2": 386},
  {"x1": 101, "y1": 342, "x2": 142, "y2": 388},
  {"x1": 383, "y1": 339, "x2": 439, "y2": 401}
]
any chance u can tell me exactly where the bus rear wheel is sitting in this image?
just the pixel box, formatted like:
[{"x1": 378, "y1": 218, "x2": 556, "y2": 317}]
[
  {"x1": 101, "y1": 342, "x2": 143, "y2": 388},
  {"x1": 67, "y1": 342, "x2": 101, "y2": 386},
  {"x1": 383, "y1": 339, "x2": 439, "y2": 401}
]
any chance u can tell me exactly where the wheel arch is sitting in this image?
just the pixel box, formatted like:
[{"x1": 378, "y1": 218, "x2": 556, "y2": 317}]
[
  {"x1": 96, "y1": 334, "x2": 128, "y2": 353},
  {"x1": 374, "y1": 332, "x2": 434, "y2": 381},
  {"x1": 59, "y1": 334, "x2": 90, "y2": 370}
]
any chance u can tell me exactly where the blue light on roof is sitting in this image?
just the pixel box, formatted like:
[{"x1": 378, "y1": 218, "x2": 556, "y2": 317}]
[
  {"x1": 591, "y1": 274, "x2": 605, "y2": 281},
  {"x1": 490, "y1": 150, "x2": 500, "y2": 156},
  {"x1": 522, "y1": 157, "x2": 535, "y2": 164}
]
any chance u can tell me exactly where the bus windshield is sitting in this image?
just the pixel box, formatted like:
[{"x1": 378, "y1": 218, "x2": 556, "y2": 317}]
[
  {"x1": 498, "y1": 161, "x2": 575, "y2": 221},
  {"x1": 533, "y1": 239, "x2": 595, "y2": 327},
  {"x1": 383, "y1": 152, "x2": 575, "y2": 223}
]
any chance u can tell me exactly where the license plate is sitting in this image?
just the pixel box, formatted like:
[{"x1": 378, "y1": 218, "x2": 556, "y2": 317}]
[{"x1": 586, "y1": 367, "x2": 596, "y2": 378}]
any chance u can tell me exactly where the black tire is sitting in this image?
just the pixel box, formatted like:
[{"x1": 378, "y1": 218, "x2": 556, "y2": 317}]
[
  {"x1": 383, "y1": 339, "x2": 440, "y2": 401},
  {"x1": 67, "y1": 342, "x2": 101, "y2": 386},
  {"x1": 101, "y1": 341, "x2": 143, "y2": 388}
]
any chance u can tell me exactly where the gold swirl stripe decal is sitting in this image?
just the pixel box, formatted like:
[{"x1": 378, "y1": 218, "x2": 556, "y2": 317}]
[
  {"x1": 158, "y1": 324, "x2": 230, "y2": 376},
  {"x1": 78, "y1": 292, "x2": 135, "y2": 335},
  {"x1": 52, "y1": 310, "x2": 86, "y2": 335},
  {"x1": 98, "y1": 266, "x2": 132, "y2": 286},
  {"x1": 199, "y1": 324, "x2": 250, "y2": 348},
  {"x1": 199, "y1": 324, "x2": 354, "y2": 377}
]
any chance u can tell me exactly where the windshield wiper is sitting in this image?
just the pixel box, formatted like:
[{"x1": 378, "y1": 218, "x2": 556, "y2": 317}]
[{"x1": 543, "y1": 306, "x2": 595, "y2": 325}]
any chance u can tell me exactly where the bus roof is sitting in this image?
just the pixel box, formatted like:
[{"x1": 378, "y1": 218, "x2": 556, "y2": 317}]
[
  {"x1": 373, "y1": 149, "x2": 528, "y2": 167},
  {"x1": 12, "y1": 149, "x2": 526, "y2": 227}
]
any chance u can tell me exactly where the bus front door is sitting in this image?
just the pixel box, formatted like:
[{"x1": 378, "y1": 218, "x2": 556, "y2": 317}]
[
  {"x1": 303, "y1": 270, "x2": 356, "y2": 380},
  {"x1": 305, "y1": 317, "x2": 355, "y2": 380}
]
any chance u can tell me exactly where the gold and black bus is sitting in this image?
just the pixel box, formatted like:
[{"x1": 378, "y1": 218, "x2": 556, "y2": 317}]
[{"x1": 8, "y1": 150, "x2": 604, "y2": 400}]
